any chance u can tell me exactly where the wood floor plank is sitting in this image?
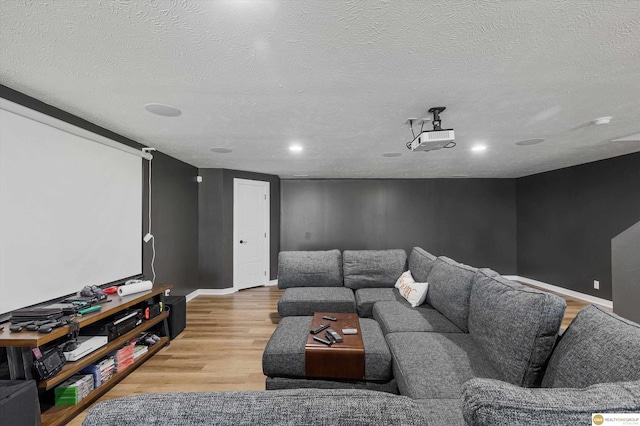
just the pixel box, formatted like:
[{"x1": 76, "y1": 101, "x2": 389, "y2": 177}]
[{"x1": 66, "y1": 282, "x2": 601, "y2": 425}]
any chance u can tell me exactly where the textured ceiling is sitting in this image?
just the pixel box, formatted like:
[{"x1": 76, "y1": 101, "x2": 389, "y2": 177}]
[{"x1": 1, "y1": 0, "x2": 639, "y2": 178}]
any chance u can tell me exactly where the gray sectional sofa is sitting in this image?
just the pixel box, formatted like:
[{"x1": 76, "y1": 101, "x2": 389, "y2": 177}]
[
  {"x1": 83, "y1": 247, "x2": 640, "y2": 425},
  {"x1": 267, "y1": 247, "x2": 640, "y2": 425}
]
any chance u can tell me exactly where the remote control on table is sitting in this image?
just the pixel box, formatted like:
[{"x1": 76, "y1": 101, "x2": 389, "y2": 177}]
[
  {"x1": 325, "y1": 331, "x2": 335, "y2": 343},
  {"x1": 313, "y1": 335, "x2": 332, "y2": 346},
  {"x1": 322, "y1": 316, "x2": 337, "y2": 321},
  {"x1": 342, "y1": 328, "x2": 358, "y2": 335},
  {"x1": 326, "y1": 329, "x2": 343, "y2": 343},
  {"x1": 310, "y1": 323, "x2": 330, "y2": 334}
]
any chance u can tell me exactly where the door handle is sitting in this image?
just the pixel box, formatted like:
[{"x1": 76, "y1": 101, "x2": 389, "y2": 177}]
[{"x1": 240, "y1": 240, "x2": 248, "y2": 244}]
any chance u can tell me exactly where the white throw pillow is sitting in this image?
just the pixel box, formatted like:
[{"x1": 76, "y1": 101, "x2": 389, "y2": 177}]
[
  {"x1": 395, "y1": 270, "x2": 415, "y2": 288},
  {"x1": 399, "y1": 281, "x2": 429, "y2": 307}
]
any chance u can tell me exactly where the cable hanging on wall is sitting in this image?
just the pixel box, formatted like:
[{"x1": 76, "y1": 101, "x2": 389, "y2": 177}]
[{"x1": 142, "y1": 147, "x2": 157, "y2": 283}]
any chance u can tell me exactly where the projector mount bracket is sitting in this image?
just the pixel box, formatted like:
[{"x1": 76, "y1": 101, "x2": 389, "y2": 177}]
[{"x1": 428, "y1": 106, "x2": 446, "y2": 131}]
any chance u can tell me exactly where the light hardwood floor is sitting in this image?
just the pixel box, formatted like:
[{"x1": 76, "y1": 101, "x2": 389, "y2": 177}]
[{"x1": 67, "y1": 284, "x2": 600, "y2": 425}]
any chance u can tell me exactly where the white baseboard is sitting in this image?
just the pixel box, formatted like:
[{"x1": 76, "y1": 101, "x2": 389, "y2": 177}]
[
  {"x1": 504, "y1": 275, "x2": 613, "y2": 309},
  {"x1": 186, "y1": 281, "x2": 278, "y2": 302},
  {"x1": 185, "y1": 288, "x2": 235, "y2": 302}
]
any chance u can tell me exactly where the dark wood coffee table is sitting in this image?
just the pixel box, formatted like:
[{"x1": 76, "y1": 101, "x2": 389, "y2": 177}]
[{"x1": 305, "y1": 312, "x2": 365, "y2": 380}]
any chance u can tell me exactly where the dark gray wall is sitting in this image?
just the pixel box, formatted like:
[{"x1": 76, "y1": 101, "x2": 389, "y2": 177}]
[
  {"x1": 198, "y1": 169, "x2": 225, "y2": 289},
  {"x1": 517, "y1": 152, "x2": 640, "y2": 301},
  {"x1": 1, "y1": 85, "x2": 200, "y2": 297},
  {"x1": 142, "y1": 152, "x2": 199, "y2": 296},
  {"x1": 612, "y1": 220, "x2": 640, "y2": 323},
  {"x1": 281, "y1": 179, "x2": 517, "y2": 273},
  {"x1": 198, "y1": 169, "x2": 280, "y2": 289}
]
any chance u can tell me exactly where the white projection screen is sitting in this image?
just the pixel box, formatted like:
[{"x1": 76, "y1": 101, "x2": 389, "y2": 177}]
[{"x1": 0, "y1": 99, "x2": 142, "y2": 315}]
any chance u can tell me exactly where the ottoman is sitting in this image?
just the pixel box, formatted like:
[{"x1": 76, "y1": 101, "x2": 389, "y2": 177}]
[
  {"x1": 262, "y1": 316, "x2": 397, "y2": 393},
  {"x1": 277, "y1": 287, "x2": 357, "y2": 317}
]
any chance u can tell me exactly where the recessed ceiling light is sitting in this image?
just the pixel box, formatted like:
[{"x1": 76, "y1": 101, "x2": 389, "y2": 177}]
[
  {"x1": 293, "y1": 174, "x2": 308, "y2": 177},
  {"x1": 592, "y1": 116, "x2": 613, "y2": 126},
  {"x1": 289, "y1": 145, "x2": 303, "y2": 152},
  {"x1": 382, "y1": 152, "x2": 402, "y2": 157},
  {"x1": 211, "y1": 147, "x2": 232, "y2": 154},
  {"x1": 144, "y1": 103, "x2": 182, "y2": 117},
  {"x1": 515, "y1": 138, "x2": 545, "y2": 146},
  {"x1": 471, "y1": 145, "x2": 487, "y2": 152}
]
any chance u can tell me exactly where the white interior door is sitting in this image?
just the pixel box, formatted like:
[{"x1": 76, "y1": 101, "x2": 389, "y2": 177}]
[{"x1": 233, "y1": 178, "x2": 270, "y2": 291}]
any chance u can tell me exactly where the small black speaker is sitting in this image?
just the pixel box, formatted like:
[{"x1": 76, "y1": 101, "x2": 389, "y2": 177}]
[
  {"x1": 164, "y1": 295, "x2": 186, "y2": 340},
  {"x1": 0, "y1": 380, "x2": 42, "y2": 426}
]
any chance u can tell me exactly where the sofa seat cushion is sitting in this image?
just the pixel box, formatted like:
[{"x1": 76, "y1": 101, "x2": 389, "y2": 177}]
[
  {"x1": 373, "y1": 301, "x2": 462, "y2": 335},
  {"x1": 469, "y1": 269, "x2": 566, "y2": 387},
  {"x1": 542, "y1": 304, "x2": 640, "y2": 388},
  {"x1": 414, "y1": 399, "x2": 465, "y2": 426},
  {"x1": 263, "y1": 317, "x2": 392, "y2": 381},
  {"x1": 355, "y1": 288, "x2": 406, "y2": 318},
  {"x1": 462, "y1": 378, "x2": 640, "y2": 426},
  {"x1": 386, "y1": 332, "x2": 501, "y2": 399},
  {"x1": 277, "y1": 287, "x2": 356, "y2": 317},
  {"x1": 408, "y1": 247, "x2": 438, "y2": 282},
  {"x1": 277, "y1": 250, "x2": 343, "y2": 289},
  {"x1": 426, "y1": 256, "x2": 477, "y2": 332},
  {"x1": 82, "y1": 389, "x2": 430, "y2": 426},
  {"x1": 343, "y1": 249, "x2": 407, "y2": 289}
]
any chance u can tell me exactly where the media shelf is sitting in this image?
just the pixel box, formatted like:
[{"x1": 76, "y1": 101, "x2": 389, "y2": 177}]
[
  {"x1": 0, "y1": 283, "x2": 172, "y2": 426},
  {"x1": 40, "y1": 336, "x2": 169, "y2": 426},
  {"x1": 38, "y1": 311, "x2": 169, "y2": 390}
]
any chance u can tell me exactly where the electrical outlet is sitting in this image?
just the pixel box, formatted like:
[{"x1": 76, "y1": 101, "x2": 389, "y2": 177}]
[{"x1": 594, "y1": 280, "x2": 600, "y2": 290}]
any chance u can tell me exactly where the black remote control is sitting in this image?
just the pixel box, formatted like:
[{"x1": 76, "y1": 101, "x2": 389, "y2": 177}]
[
  {"x1": 326, "y1": 329, "x2": 343, "y2": 343},
  {"x1": 322, "y1": 316, "x2": 337, "y2": 321},
  {"x1": 325, "y1": 331, "x2": 337, "y2": 343},
  {"x1": 313, "y1": 335, "x2": 332, "y2": 346},
  {"x1": 310, "y1": 323, "x2": 330, "y2": 334}
]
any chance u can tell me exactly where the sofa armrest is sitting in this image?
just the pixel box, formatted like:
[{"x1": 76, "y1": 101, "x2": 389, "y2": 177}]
[{"x1": 462, "y1": 378, "x2": 640, "y2": 426}]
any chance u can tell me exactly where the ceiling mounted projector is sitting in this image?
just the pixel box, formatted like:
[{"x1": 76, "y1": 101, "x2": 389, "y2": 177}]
[{"x1": 406, "y1": 107, "x2": 456, "y2": 152}]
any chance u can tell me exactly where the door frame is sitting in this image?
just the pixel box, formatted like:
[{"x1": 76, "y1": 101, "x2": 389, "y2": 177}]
[{"x1": 233, "y1": 178, "x2": 270, "y2": 291}]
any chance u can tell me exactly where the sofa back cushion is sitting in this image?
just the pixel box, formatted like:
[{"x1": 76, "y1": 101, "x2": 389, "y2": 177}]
[
  {"x1": 469, "y1": 269, "x2": 566, "y2": 387},
  {"x1": 407, "y1": 247, "x2": 437, "y2": 282},
  {"x1": 462, "y1": 378, "x2": 640, "y2": 426},
  {"x1": 277, "y1": 250, "x2": 343, "y2": 289},
  {"x1": 542, "y1": 304, "x2": 640, "y2": 388},
  {"x1": 425, "y1": 256, "x2": 477, "y2": 332},
  {"x1": 343, "y1": 249, "x2": 407, "y2": 289}
]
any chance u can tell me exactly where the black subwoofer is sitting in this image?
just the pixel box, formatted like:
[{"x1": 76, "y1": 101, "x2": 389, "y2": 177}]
[
  {"x1": 0, "y1": 380, "x2": 42, "y2": 426},
  {"x1": 164, "y1": 295, "x2": 186, "y2": 340}
]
